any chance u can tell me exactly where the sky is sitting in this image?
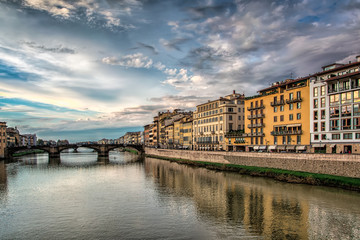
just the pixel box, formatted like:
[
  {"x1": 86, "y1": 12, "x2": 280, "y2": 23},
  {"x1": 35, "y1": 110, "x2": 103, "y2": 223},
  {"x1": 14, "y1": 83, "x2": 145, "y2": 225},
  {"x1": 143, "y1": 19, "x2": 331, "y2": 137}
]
[{"x1": 0, "y1": 0, "x2": 360, "y2": 142}]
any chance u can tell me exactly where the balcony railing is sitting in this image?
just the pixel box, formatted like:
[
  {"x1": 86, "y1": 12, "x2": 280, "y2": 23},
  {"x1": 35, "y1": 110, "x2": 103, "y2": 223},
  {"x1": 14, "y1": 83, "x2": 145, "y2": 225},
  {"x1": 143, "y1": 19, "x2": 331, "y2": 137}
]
[
  {"x1": 248, "y1": 123, "x2": 265, "y2": 128},
  {"x1": 270, "y1": 100, "x2": 285, "y2": 106},
  {"x1": 271, "y1": 130, "x2": 303, "y2": 136},
  {"x1": 286, "y1": 97, "x2": 302, "y2": 104},
  {"x1": 234, "y1": 140, "x2": 246, "y2": 144},
  {"x1": 248, "y1": 132, "x2": 265, "y2": 137},
  {"x1": 247, "y1": 105, "x2": 265, "y2": 111},
  {"x1": 196, "y1": 141, "x2": 219, "y2": 144},
  {"x1": 225, "y1": 130, "x2": 245, "y2": 137},
  {"x1": 247, "y1": 114, "x2": 265, "y2": 119}
]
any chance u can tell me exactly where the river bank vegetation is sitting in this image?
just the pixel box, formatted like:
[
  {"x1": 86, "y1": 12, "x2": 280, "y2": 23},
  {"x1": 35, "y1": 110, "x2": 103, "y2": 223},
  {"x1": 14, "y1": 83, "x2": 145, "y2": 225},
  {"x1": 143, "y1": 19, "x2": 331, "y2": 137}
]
[{"x1": 146, "y1": 154, "x2": 360, "y2": 192}]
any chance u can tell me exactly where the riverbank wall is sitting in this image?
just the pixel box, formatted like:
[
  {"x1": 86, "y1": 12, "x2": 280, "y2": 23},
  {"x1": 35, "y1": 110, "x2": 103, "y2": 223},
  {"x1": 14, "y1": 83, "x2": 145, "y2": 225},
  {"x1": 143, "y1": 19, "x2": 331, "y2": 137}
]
[{"x1": 145, "y1": 148, "x2": 360, "y2": 179}]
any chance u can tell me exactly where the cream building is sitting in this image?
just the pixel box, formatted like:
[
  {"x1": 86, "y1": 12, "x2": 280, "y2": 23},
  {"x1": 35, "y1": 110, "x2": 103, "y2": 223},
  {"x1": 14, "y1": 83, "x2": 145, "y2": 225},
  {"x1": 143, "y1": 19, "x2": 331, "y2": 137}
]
[{"x1": 193, "y1": 91, "x2": 245, "y2": 151}]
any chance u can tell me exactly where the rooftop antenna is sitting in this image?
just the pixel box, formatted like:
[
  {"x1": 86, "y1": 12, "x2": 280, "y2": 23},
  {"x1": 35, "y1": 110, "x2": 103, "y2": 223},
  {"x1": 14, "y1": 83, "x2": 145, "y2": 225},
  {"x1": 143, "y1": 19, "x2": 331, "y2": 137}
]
[{"x1": 290, "y1": 72, "x2": 294, "y2": 79}]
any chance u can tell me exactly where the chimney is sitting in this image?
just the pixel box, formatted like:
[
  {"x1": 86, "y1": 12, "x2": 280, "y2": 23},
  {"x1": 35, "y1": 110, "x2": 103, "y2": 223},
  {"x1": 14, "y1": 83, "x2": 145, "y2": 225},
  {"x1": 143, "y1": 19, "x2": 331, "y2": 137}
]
[{"x1": 233, "y1": 90, "x2": 235, "y2": 94}]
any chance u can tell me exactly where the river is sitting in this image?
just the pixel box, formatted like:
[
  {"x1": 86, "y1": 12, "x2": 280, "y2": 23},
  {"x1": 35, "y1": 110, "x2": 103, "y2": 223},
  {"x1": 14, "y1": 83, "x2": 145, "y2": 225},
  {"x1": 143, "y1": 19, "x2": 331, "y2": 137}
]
[{"x1": 0, "y1": 150, "x2": 359, "y2": 239}]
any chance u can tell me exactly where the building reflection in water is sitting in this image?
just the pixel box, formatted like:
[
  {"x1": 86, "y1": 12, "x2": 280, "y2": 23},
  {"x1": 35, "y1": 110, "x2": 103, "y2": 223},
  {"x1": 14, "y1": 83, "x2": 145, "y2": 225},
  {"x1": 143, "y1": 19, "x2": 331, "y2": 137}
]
[
  {"x1": 145, "y1": 157, "x2": 360, "y2": 239},
  {"x1": 0, "y1": 161, "x2": 7, "y2": 204}
]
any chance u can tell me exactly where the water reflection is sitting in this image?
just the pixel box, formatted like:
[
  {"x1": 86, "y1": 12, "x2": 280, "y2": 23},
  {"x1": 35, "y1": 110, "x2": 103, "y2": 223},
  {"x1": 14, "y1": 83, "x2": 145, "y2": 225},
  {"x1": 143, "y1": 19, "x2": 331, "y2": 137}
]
[
  {"x1": 0, "y1": 161, "x2": 7, "y2": 204},
  {"x1": 145, "y1": 157, "x2": 360, "y2": 240}
]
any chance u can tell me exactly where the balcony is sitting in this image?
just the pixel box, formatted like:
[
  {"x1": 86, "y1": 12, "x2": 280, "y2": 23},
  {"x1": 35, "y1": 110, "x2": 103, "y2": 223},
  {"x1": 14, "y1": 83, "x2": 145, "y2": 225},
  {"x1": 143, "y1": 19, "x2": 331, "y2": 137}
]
[
  {"x1": 225, "y1": 130, "x2": 245, "y2": 137},
  {"x1": 247, "y1": 105, "x2": 265, "y2": 111},
  {"x1": 196, "y1": 141, "x2": 219, "y2": 144},
  {"x1": 247, "y1": 114, "x2": 265, "y2": 119},
  {"x1": 234, "y1": 140, "x2": 246, "y2": 144},
  {"x1": 248, "y1": 123, "x2": 265, "y2": 128},
  {"x1": 271, "y1": 130, "x2": 303, "y2": 136},
  {"x1": 270, "y1": 100, "x2": 285, "y2": 106},
  {"x1": 248, "y1": 132, "x2": 265, "y2": 137},
  {"x1": 286, "y1": 97, "x2": 302, "y2": 104}
]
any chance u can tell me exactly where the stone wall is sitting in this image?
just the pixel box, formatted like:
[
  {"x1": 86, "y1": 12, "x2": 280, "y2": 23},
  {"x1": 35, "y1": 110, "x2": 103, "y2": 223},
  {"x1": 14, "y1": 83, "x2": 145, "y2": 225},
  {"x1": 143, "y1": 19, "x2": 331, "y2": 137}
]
[{"x1": 145, "y1": 148, "x2": 360, "y2": 178}]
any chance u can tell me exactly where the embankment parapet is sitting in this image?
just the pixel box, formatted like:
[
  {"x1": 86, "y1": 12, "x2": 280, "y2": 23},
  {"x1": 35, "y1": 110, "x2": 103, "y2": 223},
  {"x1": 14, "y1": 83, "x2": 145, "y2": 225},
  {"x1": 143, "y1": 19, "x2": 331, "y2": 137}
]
[{"x1": 145, "y1": 148, "x2": 360, "y2": 178}]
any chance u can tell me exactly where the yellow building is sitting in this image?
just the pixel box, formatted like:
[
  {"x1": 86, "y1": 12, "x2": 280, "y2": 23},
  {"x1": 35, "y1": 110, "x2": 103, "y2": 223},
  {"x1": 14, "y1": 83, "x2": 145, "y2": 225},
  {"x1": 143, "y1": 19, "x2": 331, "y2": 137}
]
[
  {"x1": 164, "y1": 123, "x2": 174, "y2": 148},
  {"x1": 193, "y1": 91, "x2": 245, "y2": 151},
  {"x1": 0, "y1": 122, "x2": 7, "y2": 158},
  {"x1": 173, "y1": 115, "x2": 193, "y2": 149},
  {"x1": 227, "y1": 78, "x2": 311, "y2": 152}
]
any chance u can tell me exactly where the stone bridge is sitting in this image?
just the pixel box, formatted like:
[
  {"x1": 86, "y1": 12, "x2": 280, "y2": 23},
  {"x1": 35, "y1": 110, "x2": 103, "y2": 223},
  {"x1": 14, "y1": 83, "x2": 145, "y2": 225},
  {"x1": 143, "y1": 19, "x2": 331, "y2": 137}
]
[{"x1": 5, "y1": 144, "x2": 144, "y2": 162}]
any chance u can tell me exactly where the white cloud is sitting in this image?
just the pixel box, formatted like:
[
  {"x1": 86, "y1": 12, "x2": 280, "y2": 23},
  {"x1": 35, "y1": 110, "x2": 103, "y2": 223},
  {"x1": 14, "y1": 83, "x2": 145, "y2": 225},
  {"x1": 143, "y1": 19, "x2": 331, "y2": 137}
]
[{"x1": 102, "y1": 53, "x2": 153, "y2": 68}]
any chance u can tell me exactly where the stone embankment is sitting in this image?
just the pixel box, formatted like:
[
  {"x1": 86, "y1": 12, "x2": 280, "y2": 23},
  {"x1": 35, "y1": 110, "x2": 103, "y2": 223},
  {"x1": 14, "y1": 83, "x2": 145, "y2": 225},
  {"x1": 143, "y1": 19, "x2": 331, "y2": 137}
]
[{"x1": 145, "y1": 148, "x2": 360, "y2": 179}]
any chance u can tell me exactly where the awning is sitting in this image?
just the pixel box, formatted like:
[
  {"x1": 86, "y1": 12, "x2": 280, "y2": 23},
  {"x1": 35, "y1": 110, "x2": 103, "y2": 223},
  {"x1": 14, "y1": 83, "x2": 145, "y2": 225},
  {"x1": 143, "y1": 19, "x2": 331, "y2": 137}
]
[
  {"x1": 259, "y1": 146, "x2": 267, "y2": 150},
  {"x1": 286, "y1": 145, "x2": 296, "y2": 150},
  {"x1": 253, "y1": 146, "x2": 259, "y2": 150},
  {"x1": 287, "y1": 123, "x2": 302, "y2": 127},
  {"x1": 296, "y1": 145, "x2": 307, "y2": 150},
  {"x1": 312, "y1": 144, "x2": 325, "y2": 147},
  {"x1": 268, "y1": 145, "x2": 277, "y2": 150},
  {"x1": 330, "y1": 144, "x2": 336, "y2": 148},
  {"x1": 278, "y1": 145, "x2": 286, "y2": 150}
]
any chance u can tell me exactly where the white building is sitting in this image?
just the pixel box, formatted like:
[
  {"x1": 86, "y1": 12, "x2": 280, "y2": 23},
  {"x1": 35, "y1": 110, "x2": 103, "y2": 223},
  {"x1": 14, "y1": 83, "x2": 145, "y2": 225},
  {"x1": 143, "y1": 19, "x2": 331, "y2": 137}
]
[{"x1": 310, "y1": 55, "x2": 360, "y2": 153}]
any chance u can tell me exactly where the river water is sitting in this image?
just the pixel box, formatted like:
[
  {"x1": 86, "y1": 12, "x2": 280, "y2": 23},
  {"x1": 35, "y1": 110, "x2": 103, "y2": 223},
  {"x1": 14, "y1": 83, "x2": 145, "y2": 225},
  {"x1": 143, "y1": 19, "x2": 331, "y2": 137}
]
[{"x1": 0, "y1": 150, "x2": 359, "y2": 239}]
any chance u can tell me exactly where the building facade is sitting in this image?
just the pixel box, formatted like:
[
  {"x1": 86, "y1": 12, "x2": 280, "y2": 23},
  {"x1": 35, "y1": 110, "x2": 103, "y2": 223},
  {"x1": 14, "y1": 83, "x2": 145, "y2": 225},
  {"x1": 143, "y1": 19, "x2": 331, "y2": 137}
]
[
  {"x1": 310, "y1": 56, "x2": 360, "y2": 153},
  {"x1": 227, "y1": 78, "x2": 311, "y2": 152},
  {"x1": 0, "y1": 122, "x2": 7, "y2": 158},
  {"x1": 193, "y1": 91, "x2": 245, "y2": 151}
]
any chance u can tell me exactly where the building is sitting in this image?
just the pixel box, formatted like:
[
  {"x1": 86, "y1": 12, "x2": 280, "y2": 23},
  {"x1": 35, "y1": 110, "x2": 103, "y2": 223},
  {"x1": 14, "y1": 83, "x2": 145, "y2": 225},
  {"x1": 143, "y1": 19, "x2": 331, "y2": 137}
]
[
  {"x1": 123, "y1": 132, "x2": 142, "y2": 145},
  {"x1": 144, "y1": 124, "x2": 151, "y2": 146},
  {"x1": 173, "y1": 115, "x2": 193, "y2": 149},
  {"x1": 156, "y1": 109, "x2": 192, "y2": 148},
  {"x1": 6, "y1": 127, "x2": 20, "y2": 147},
  {"x1": 0, "y1": 122, "x2": 7, "y2": 158},
  {"x1": 227, "y1": 78, "x2": 311, "y2": 152},
  {"x1": 193, "y1": 90, "x2": 245, "y2": 151},
  {"x1": 310, "y1": 55, "x2": 360, "y2": 153},
  {"x1": 20, "y1": 134, "x2": 37, "y2": 147}
]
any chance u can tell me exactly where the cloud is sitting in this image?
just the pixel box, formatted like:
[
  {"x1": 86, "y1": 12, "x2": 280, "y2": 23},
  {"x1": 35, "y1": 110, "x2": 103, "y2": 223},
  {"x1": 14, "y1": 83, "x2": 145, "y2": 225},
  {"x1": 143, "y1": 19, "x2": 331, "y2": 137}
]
[
  {"x1": 23, "y1": 41, "x2": 76, "y2": 54},
  {"x1": 102, "y1": 53, "x2": 153, "y2": 68},
  {"x1": 130, "y1": 42, "x2": 158, "y2": 55},
  {"x1": 160, "y1": 38, "x2": 189, "y2": 51}
]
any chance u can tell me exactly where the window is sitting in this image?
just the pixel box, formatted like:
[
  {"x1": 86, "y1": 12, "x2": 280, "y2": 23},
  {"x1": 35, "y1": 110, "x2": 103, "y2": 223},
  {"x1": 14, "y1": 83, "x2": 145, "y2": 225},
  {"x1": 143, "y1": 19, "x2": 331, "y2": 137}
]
[
  {"x1": 354, "y1": 117, "x2": 360, "y2": 129},
  {"x1": 313, "y1": 87, "x2": 318, "y2": 97},
  {"x1": 289, "y1": 114, "x2": 293, "y2": 121},
  {"x1": 280, "y1": 115, "x2": 284, "y2": 121},
  {"x1": 297, "y1": 113, "x2": 301, "y2": 120},
  {"x1": 321, "y1": 86, "x2": 326, "y2": 96},
  {"x1": 354, "y1": 104, "x2": 360, "y2": 116},
  {"x1": 321, "y1": 110, "x2": 326, "y2": 119},
  {"x1": 289, "y1": 103, "x2": 293, "y2": 110},
  {"x1": 274, "y1": 106, "x2": 278, "y2": 112},
  {"x1": 297, "y1": 102, "x2": 301, "y2": 109},
  {"x1": 229, "y1": 123, "x2": 233, "y2": 131},
  {"x1": 321, "y1": 134, "x2": 327, "y2": 140},
  {"x1": 341, "y1": 105, "x2": 352, "y2": 117},
  {"x1": 274, "y1": 136, "x2": 277, "y2": 144},
  {"x1": 238, "y1": 108, "x2": 241, "y2": 112},
  {"x1": 280, "y1": 105, "x2": 284, "y2": 111},
  {"x1": 344, "y1": 133, "x2": 353, "y2": 139},
  {"x1": 313, "y1": 99, "x2": 318, "y2": 108},
  {"x1": 314, "y1": 122, "x2": 318, "y2": 132},
  {"x1": 321, "y1": 97, "x2": 326, "y2": 108},
  {"x1": 321, "y1": 122, "x2": 325, "y2": 131},
  {"x1": 314, "y1": 111, "x2": 318, "y2": 120},
  {"x1": 297, "y1": 91, "x2": 301, "y2": 99},
  {"x1": 342, "y1": 118, "x2": 351, "y2": 130},
  {"x1": 229, "y1": 115, "x2": 233, "y2": 121},
  {"x1": 297, "y1": 135, "x2": 301, "y2": 144},
  {"x1": 330, "y1": 119, "x2": 339, "y2": 130},
  {"x1": 314, "y1": 134, "x2": 319, "y2": 140},
  {"x1": 287, "y1": 135, "x2": 291, "y2": 144},
  {"x1": 341, "y1": 92, "x2": 352, "y2": 104},
  {"x1": 274, "y1": 116, "x2": 277, "y2": 122},
  {"x1": 332, "y1": 134, "x2": 340, "y2": 140},
  {"x1": 228, "y1": 108, "x2": 234, "y2": 112},
  {"x1": 330, "y1": 107, "x2": 339, "y2": 118},
  {"x1": 354, "y1": 91, "x2": 360, "y2": 102},
  {"x1": 282, "y1": 136, "x2": 286, "y2": 144},
  {"x1": 329, "y1": 94, "x2": 339, "y2": 105},
  {"x1": 356, "y1": 133, "x2": 360, "y2": 139},
  {"x1": 289, "y1": 92, "x2": 293, "y2": 100}
]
